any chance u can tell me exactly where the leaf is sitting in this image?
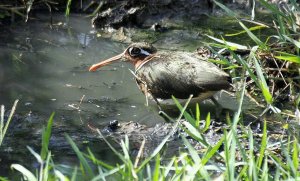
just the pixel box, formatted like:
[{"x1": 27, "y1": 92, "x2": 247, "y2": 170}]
[
  {"x1": 201, "y1": 112, "x2": 211, "y2": 133},
  {"x1": 27, "y1": 146, "x2": 43, "y2": 164},
  {"x1": 195, "y1": 103, "x2": 200, "y2": 128},
  {"x1": 1, "y1": 100, "x2": 18, "y2": 146},
  {"x1": 283, "y1": 35, "x2": 300, "y2": 48},
  {"x1": 225, "y1": 25, "x2": 268, "y2": 37},
  {"x1": 201, "y1": 135, "x2": 225, "y2": 165},
  {"x1": 206, "y1": 35, "x2": 248, "y2": 50},
  {"x1": 256, "y1": 120, "x2": 267, "y2": 168},
  {"x1": 41, "y1": 112, "x2": 55, "y2": 160},
  {"x1": 153, "y1": 154, "x2": 161, "y2": 181},
  {"x1": 251, "y1": 46, "x2": 273, "y2": 104},
  {"x1": 65, "y1": 134, "x2": 94, "y2": 179},
  {"x1": 239, "y1": 22, "x2": 266, "y2": 48},
  {"x1": 275, "y1": 51, "x2": 300, "y2": 63},
  {"x1": 11, "y1": 164, "x2": 37, "y2": 181},
  {"x1": 65, "y1": 0, "x2": 72, "y2": 17},
  {"x1": 213, "y1": 0, "x2": 237, "y2": 17},
  {"x1": 292, "y1": 137, "x2": 299, "y2": 170}
]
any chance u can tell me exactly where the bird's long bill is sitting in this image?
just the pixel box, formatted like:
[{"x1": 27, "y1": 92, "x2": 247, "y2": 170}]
[{"x1": 89, "y1": 53, "x2": 124, "y2": 72}]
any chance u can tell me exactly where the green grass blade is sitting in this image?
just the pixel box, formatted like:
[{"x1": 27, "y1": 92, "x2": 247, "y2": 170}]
[
  {"x1": 257, "y1": 120, "x2": 268, "y2": 168},
  {"x1": 172, "y1": 96, "x2": 195, "y2": 126},
  {"x1": 153, "y1": 154, "x2": 160, "y2": 181},
  {"x1": 27, "y1": 146, "x2": 43, "y2": 164},
  {"x1": 275, "y1": 51, "x2": 300, "y2": 63},
  {"x1": 41, "y1": 112, "x2": 55, "y2": 160},
  {"x1": 1, "y1": 100, "x2": 18, "y2": 146},
  {"x1": 65, "y1": 0, "x2": 72, "y2": 17},
  {"x1": 282, "y1": 140, "x2": 297, "y2": 177},
  {"x1": 239, "y1": 22, "x2": 265, "y2": 48},
  {"x1": 164, "y1": 157, "x2": 176, "y2": 178},
  {"x1": 283, "y1": 35, "x2": 300, "y2": 48},
  {"x1": 70, "y1": 167, "x2": 78, "y2": 181},
  {"x1": 43, "y1": 151, "x2": 51, "y2": 181},
  {"x1": 11, "y1": 164, "x2": 37, "y2": 181},
  {"x1": 292, "y1": 138, "x2": 299, "y2": 172},
  {"x1": 225, "y1": 25, "x2": 268, "y2": 37},
  {"x1": 206, "y1": 35, "x2": 248, "y2": 50},
  {"x1": 248, "y1": 129, "x2": 257, "y2": 180},
  {"x1": 180, "y1": 121, "x2": 209, "y2": 147},
  {"x1": 0, "y1": 105, "x2": 4, "y2": 144},
  {"x1": 91, "y1": 165, "x2": 125, "y2": 181},
  {"x1": 181, "y1": 136, "x2": 210, "y2": 180},
  {"x1": 137, "y1": 112, "x2": 183, "y2": 172},
  {"x1": 201, "y1": 112, "x2": 211, "y2": 133},
  {"x1": 251, "y1": 46, "x2": 273, "y2": 104},
  {"x1": 85, "y1": 148, "x2": 114, "y2": 170},
  {"x1": 213, "y1": 0, "x2": 237, "y2": 18},
  {"x1": 0, "y1": 176, "x2": 10, "y2": 181},
  {"x1": 229, "y1": 50, "x2": 259, "y2": 87},
  {"x1": 229, "y1": 130, "x2": 237, "y2": 180},
  {"x1": 65, "y1": 134, "x2": 94, "y2": 179},
  {"x1": 181, "y1": 121, "x2": 204, "y2": 141},
  {"x1": 269, "y1": 152, "x2": 289, "y2": 173},
  {"x1": 261, "y1": 155, "x2": 269, "y2": 181},
  {"x1": 96, "y1": 130, "x2": 127, "y2": 164},
  {"x1": 54, "y1": 170, "x2": 68, "y2": 181},
  {"x1": 96, "y1": 167, "x2": 106, "y2": 181},
  {"x1": 146, "y1": 164, "x2": 152, "y2": 181},
  {"x1": 201, "y1": 135, "x2": 225, "y2": 165},
  {"x1": 195, "y1": 103, "x2": 200, "y2": 128}
]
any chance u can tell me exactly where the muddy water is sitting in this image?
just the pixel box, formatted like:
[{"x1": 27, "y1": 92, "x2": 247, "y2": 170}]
[
  {"x1": 0, "y1": 15, "x2": 164, "y2": 126},
  {"x1": 0, "y1": 14, "x2": 169, "y2": 175},
  {"x1": 0, "y1": 13, "x2": 244, "y2": 176}
]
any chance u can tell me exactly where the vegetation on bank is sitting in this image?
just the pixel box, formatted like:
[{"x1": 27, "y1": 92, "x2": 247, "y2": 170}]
[{"x1": 1, "y1": 0, "x2": 300, "y2": 180}]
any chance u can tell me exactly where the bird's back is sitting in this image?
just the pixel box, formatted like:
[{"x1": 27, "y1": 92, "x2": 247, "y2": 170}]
[{"x1": 135, "y1": 51, "x2": 230, "y2": 100}]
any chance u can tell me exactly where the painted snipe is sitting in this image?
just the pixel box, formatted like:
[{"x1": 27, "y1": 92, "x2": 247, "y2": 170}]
[{"x1": 89, "y1": 42, "x2": 230, "y2": 107}]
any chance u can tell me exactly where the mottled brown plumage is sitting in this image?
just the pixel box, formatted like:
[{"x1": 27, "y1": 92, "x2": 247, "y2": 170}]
[{"x1": 89, "y1": 42, "x2": 230, "y2": 103}]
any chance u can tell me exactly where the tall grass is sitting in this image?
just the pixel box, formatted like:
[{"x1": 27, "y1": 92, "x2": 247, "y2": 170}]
[{"x1": 8, "y1": 95, "x2": 300, "y2": 180}]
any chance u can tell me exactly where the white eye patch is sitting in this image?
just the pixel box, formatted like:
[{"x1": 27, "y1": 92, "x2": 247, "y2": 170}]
[
  {"x1": 140, "y1": 49, "x2": 150, "y2": 56},
  {"x1": 129, "y1": 47, "x2": 151, "y2": 56}
]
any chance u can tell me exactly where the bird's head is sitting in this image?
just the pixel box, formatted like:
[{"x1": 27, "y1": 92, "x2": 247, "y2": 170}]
[{"x1": 89, "y1": 42, "x2": 157, "y2": 71}]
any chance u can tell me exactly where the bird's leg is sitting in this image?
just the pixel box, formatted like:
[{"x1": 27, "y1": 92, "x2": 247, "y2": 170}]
[
  {"x1": 210, "y1": 97, "x2": 223, "y2": 120},
  {"x1": 152, "y1": 96, "x2": 162, "y2": 111}
]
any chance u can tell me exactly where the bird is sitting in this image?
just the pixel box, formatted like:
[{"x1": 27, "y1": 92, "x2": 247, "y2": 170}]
[{"x1": 89, "y1": 42, "x2": 230, "y2": 109}]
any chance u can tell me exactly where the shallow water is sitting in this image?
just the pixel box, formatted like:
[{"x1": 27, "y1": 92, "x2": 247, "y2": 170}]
[
  {"x1": 0, "y1": 14, "x2": 170, "y2": 174},
  {"x1": 0, "y1": 14, "x2": 165, "y2": 126},
  {"x1": 0, "y1": 13, "x2": 249, "y2": 176}
]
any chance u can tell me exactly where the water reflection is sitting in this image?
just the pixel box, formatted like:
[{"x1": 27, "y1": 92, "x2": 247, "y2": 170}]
[
  {"x1": 0, "y1": 14, "x2": 166, "y2": 175},
  {"x1": 0, "y1": 14, "x2": 163, "y2": 128}
]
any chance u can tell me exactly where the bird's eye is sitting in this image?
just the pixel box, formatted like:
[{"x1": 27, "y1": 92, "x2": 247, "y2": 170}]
[{"x1": 128, "y1": 47, "x2": 141, "y2": 57}]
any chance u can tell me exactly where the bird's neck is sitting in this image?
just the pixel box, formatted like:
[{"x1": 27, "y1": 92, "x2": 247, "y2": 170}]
[
  {"x1": 134, "y1": 54, "x2": 157, "y2": 70},
  {"x1": 134, "y1": 60, "x2": 145, "y2": 69}
]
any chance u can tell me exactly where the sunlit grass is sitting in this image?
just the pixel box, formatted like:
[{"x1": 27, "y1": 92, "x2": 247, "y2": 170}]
[
  {"x1": 8, "y1": 94, "x2": 300, "y2": 180},
  {"x1": 0, "y1": 100, "x2": 18, "y2": 147}
]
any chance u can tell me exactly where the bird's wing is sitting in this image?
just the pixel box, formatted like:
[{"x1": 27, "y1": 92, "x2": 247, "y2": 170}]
[{"x1": 136, "y1": 52, "x2": 230, "y2": 99}]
